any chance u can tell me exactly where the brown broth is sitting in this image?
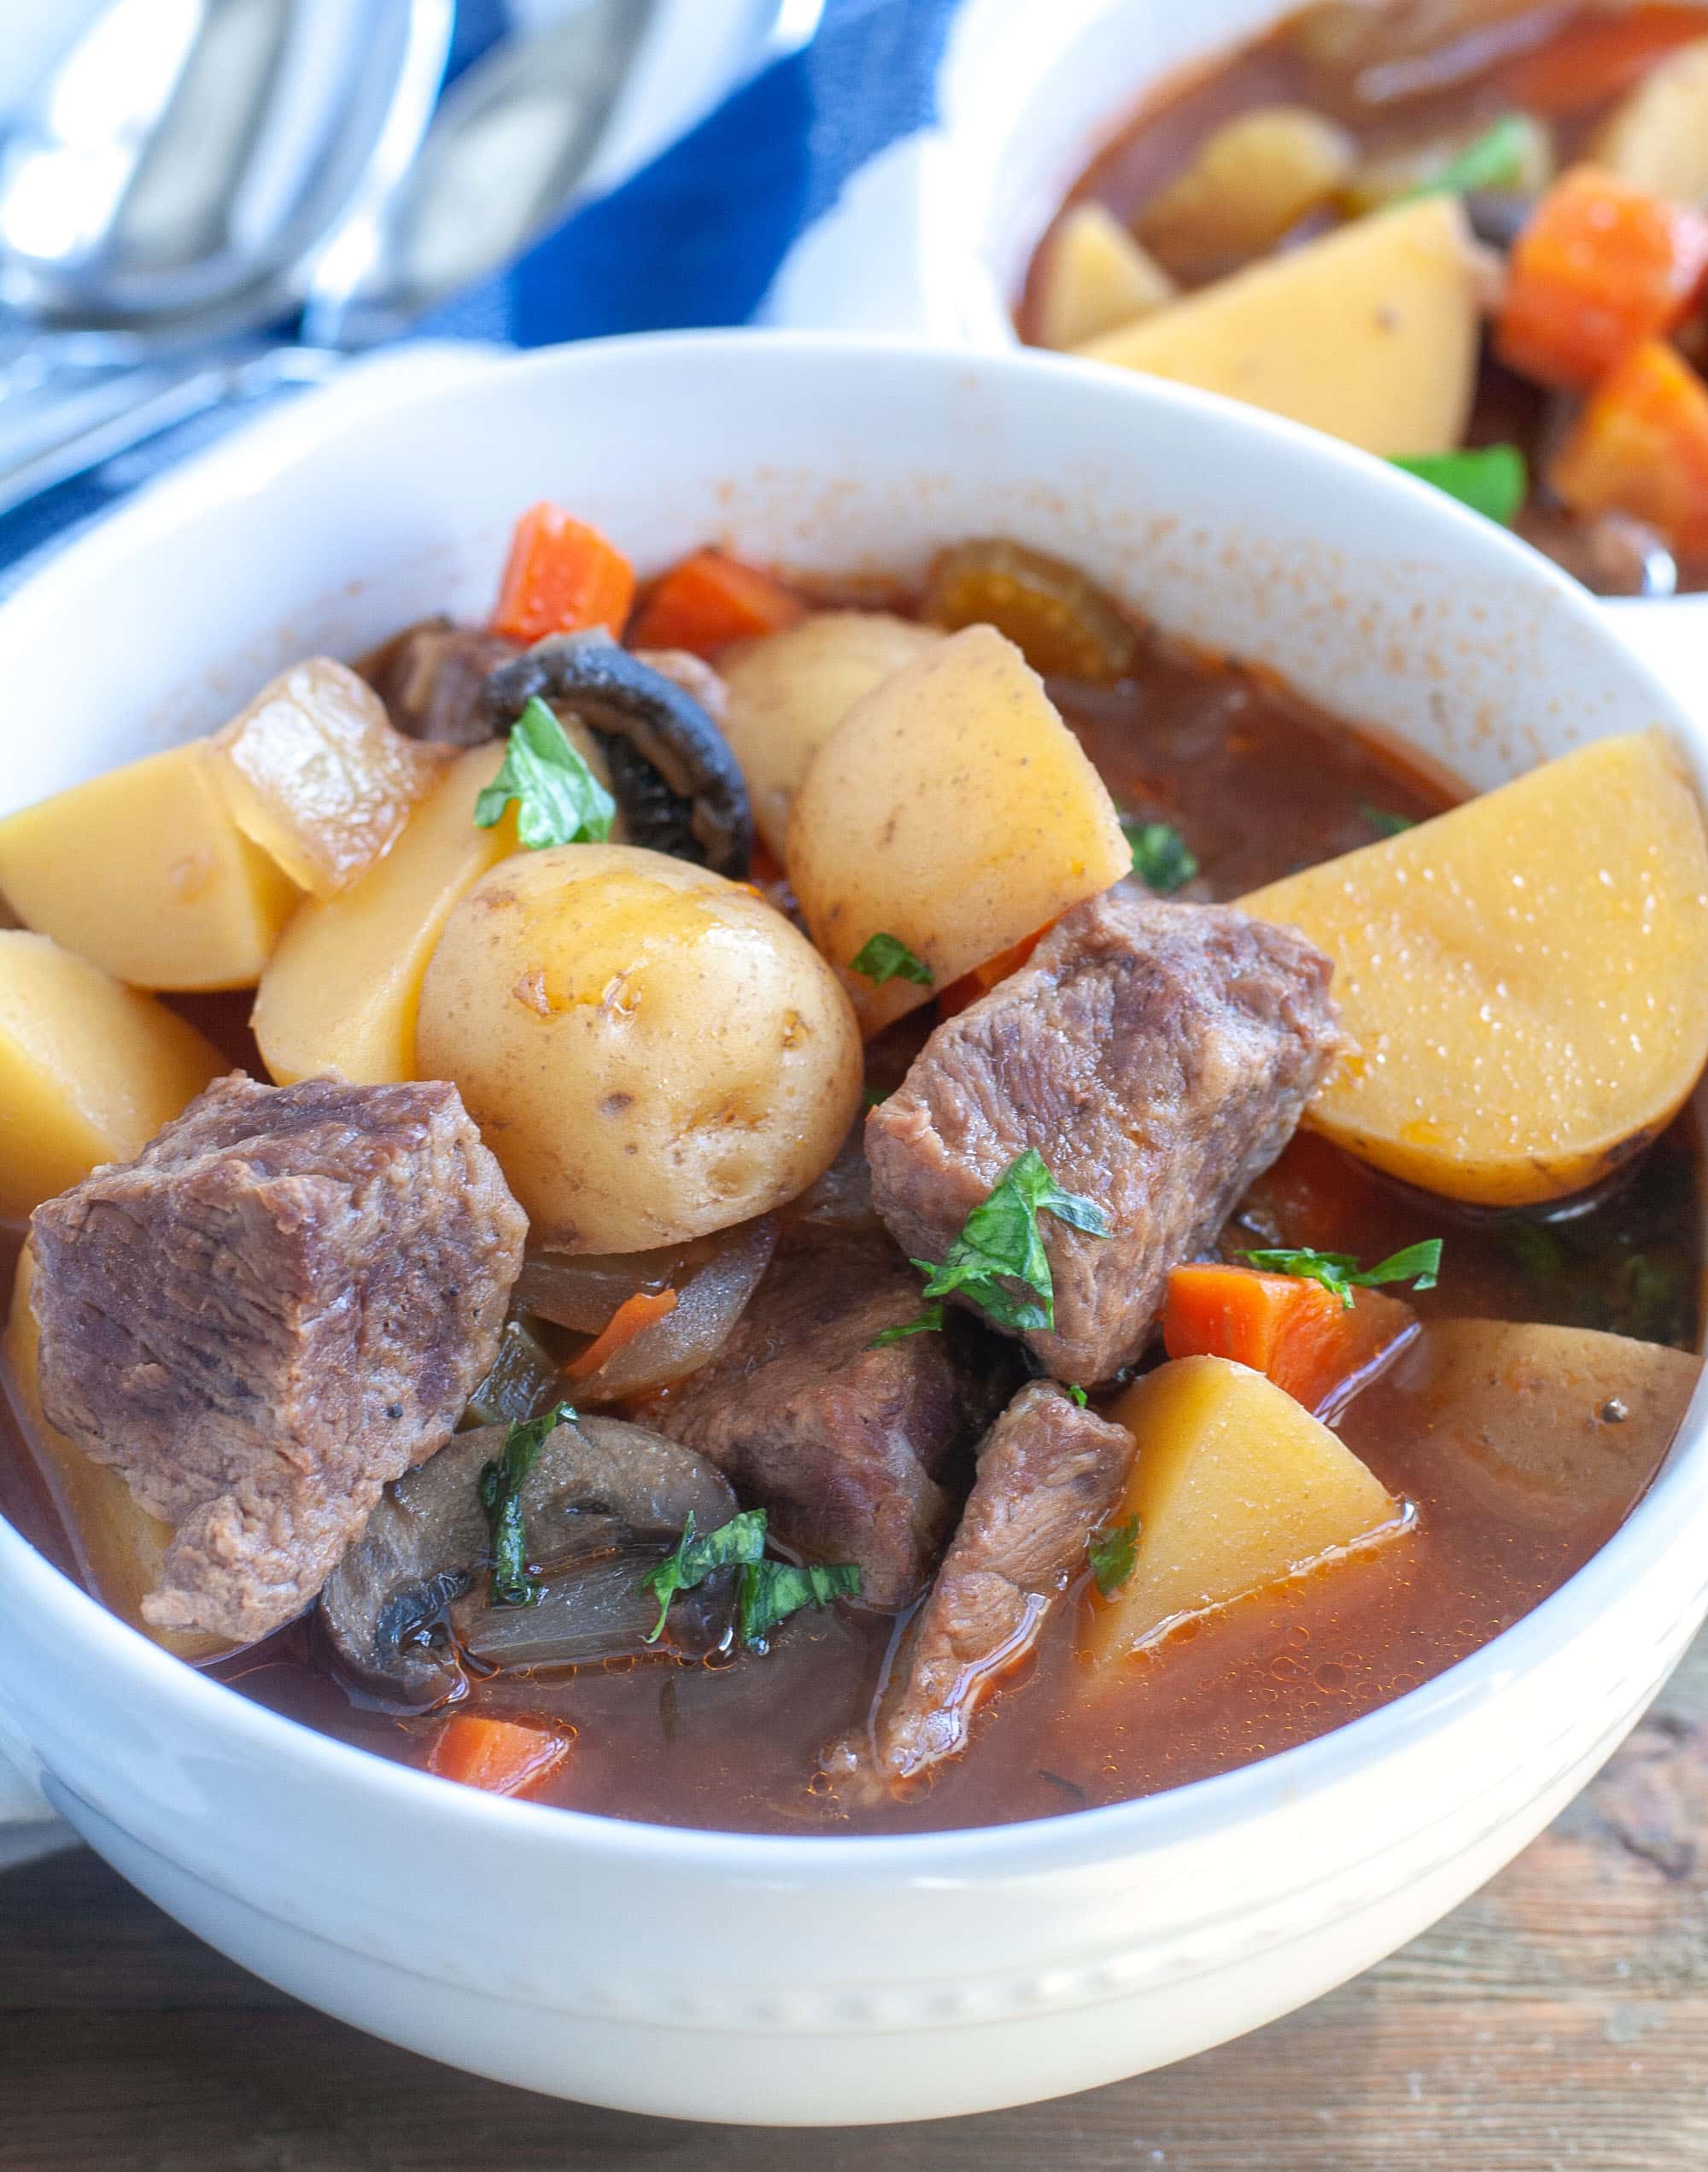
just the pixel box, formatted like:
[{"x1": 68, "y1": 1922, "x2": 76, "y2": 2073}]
[
  {"x1": 1017, "y1": 2, "x2": 1708, "y2": 594},
  {"x1": 3, "y1": 623, "x2": 1696, "y2": 1835}
]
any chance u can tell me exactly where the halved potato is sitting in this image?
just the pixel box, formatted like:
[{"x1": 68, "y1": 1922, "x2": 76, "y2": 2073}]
[
  {"x1": 1242, "y1": 730, "x2": 1708, "y2": 1206},
  {"x1": 254, "y1": 743, "x2": 513, "y2": 1086},
  {"x1": 0, "y1": 932, "x2": 225, "y2": 1218},
  {"x1": 0, "y1": 741, "x2": 300, "y2": 990},
  {"x1": 1138, "y1": 106, "x2": 1356, "y2": 273},
  {"x1": 1589, "y1": 36, "x2": 1708, "y2": 203},
  {"x1": 787, "y1": 625, "x2": 1130, "y2": 1033},
  {"x1": 4, "y1": 1247, "x2": 226, "y2": 1662},
  {"x1": 1085, "y1": 1355, "x2": 1406, "y2": 1667},
  {"x1": 722, "y1": 612, "x2": 943, "y2": 861},
  {"x1": 1078, "y1": 193, "x2": 1483, "y2": 456},
  {"x1": 1036, "y1": 203, "x2": 1177, "y2": 350}
]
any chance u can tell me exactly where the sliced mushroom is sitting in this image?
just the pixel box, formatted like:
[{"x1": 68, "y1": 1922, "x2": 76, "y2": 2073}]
[
  {"x1": 319, "y1": 1412, "x2": 736, "y2": 1706},
  {"x1": 358, "y1": 616, "x2": 520, "y2": 746},
  {"x1": 483, "y1": 629, "x2": 753, "y2": 876}
]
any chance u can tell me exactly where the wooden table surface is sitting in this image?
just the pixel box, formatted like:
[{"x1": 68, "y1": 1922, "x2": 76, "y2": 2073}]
[{"x1": 7, "y1": 1629, "x2": 1708, "y2": 2172}]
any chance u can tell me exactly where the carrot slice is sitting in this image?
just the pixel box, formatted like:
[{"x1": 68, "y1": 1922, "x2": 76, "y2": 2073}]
[
  {"x1": 1548, "y1": 337, "x2": 1708, "y2": 555},
  {"x1": 491, "y1": 501, "x2": 635, "y2": 644},
  {"x1": 1502, "y1": 6, "x2": 1708, "y2": 117},
  {"x1": 628, "y1": 548, "x2": 806, "y2": 656},
  {"x1": 1163, "y1": 1262, "x2": 1417, "y2": 1417},
  {"x1": 427, "y1": 1716, "x2": 573, "y2": 1799},
  {"x1": 1496, "y1": 167, "x2": 1708, "y2": 391},
  {"x1": 564, "y1": 1287, "x2": 679, "y2": 1381}
]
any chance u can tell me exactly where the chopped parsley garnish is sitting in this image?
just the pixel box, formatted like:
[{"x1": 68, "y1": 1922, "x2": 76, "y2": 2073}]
[
  {"x1": 474, "y1": 695, "x2": 617, "y2": 850},
  {"x1": 1124, "y1": 820, "x2": 1198, "y2": 895},
  {"x1": 738, "y1": 1560, "x2": 863, "y2": 1646},
  {"x1": 851, "y1": 932, "x2": 933, "y2": 987},
  {"x1": 640, "y1": 1508, "x2": 861, "y2": 1647},
  {"x1": 1065, "y1": 1384, "x2": 1089, "y2": 1408},
  {"x1": 1359, "y1": 804, "x2": 1416, "y2": 838},
  {"x1": 883, "y1": 1149, "x2": 1112, "y2": 1342},
  {"x1": 1086, "y1": 1515, "x2": 1139, "y2": 1600},
  {"x1": 863, "y1": 1086, "x2": 892, "y2": 1109},
  {"x1": 1390, "y1": 446, "x2": 1527, "y2": 528},
  {"x1": 1239, "y1": 1238, "x2": 1443, "y2": 1311},
  {"x1": 870, "y1": 1301, "x2": 945, "y2": 1348},
  {"x1": 479, "y1": 1402, "x2": 576, "y2": 1607},
  {"x1": 640, "y1": 1508, "x2": 768, "y2": 1642},
  {"x1": 1400, "y1": 112, "x2": 1536, "y2": 202}
]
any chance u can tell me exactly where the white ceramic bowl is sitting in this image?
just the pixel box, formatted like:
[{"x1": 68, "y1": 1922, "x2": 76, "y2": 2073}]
[
  {"x1": 765, "y1": 0, "x2": 1708, "y2": 712},
  {"x1": 0, "y1": 332, "x2": 1705, "y2": 2125}
]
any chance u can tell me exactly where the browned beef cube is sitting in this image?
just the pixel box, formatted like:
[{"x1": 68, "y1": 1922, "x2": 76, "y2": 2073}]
[
  {"x1": 358, "y1": 617, "x2": 518, "y2": 745},
  {"x1": 866, "y1": 894, "x2": 1342, "y2": 1384},
  {"x1": 847, "y1": 1380, "x2": 1133, "y2": 1789},
  {"x1": 635, "y1": 1230, "x2": 1015, "y2": 1609},
  {"x1": 29, "y1": 1074, "x2": 526, "y2": 1645}
]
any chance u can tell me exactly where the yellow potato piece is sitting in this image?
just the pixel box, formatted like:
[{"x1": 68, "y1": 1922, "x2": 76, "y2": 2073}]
[
  {"x1": 0, "y1": 932, "x2": 225, "y2": 1219},
  {"x1": 1037, "y1": 202, "x2": 1177, "y2": 350},
  {"x1": 787, "y1": 625, "x2": 1130, "y2": 1034},
  {"x1": 1085, "y1": 1355, "x2": 1405, "y2": 1666},
  {"x1": 1077, "y1": 194, "x2": 1481, "y2": 456},
  {"x1": 1589, "y1": 37, "x2": 1708, "y2": 203},
  {"x1": 1137, "y1": 106, "x2": 1355, "y2": 271},
  {"x1": 1243, "y1": 731, "x2": 1708, "y2": 1205},
  {"x1": 254, "y1": 743, "x2": 512, "y2": 1086},
  {"x1": 722, "y1": 611, "x2": 944, "y2": 861},
  {"x1": 210, "y1": 657, "x2": 451, "y2": 899},
  {"x1": 1376, "y1": 1318, "x2": 1699, "y2": 1530},
  {"x1": 0, "y1": 741, "x2": 299, "y2": 990},
  {"x1": 4, "y1": 1247, "x2": 226, "y2": 1662}
]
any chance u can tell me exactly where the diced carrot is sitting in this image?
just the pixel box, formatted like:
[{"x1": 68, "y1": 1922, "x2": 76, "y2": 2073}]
[
  {"x1": 564, "y1": 1287, "x2": 679, "y2": 1382},
  {"x1": 627, "y1": 548, "x2": 806, "y2": 656},
  {"x1": 1163, "y1": 1262, "x2": 1418, "y2": 1418},
  {"x1": 427, "y1": 1715, "x2": 573, "y2": 1799},
  {"x1": 1501, "y1": 6, "x2": 1708, "y2": 117},
  {"x1": 1496, "y1": 167, "x2": 1708, "y2": 390},
  {"x1": 935, "y1": 928, "x2": 1050, "y2": 1019},
  {"x1": 491, "y1": 501, "x2": 635, "y2": 644},
  {"x1": 1548, "y1": 337, "x2": 1708, "y2": 555}
]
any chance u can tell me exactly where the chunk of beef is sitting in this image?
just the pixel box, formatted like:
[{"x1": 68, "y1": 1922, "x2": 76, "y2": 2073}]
[
  {"x1": 841, "y1": 1381, "x2": 1133, "y2": 1789},
  {"x1": 866, "y1": 894, "x2": 1342, "y2": 1384},
  {"x1": 634, "y1": 1229, "x2": 1015, "y2": 1608},
  {"x1": 29, "y1": 1074, "x2": 526, "y2": 1644},
  {"x1": 359, "y1": 616, "x2": 519, "y2": 746}
]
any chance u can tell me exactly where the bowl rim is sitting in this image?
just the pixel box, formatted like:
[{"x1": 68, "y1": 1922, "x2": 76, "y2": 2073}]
[{"x1": 2, "y1": 325, "x2": 1705, "y2": 1883}]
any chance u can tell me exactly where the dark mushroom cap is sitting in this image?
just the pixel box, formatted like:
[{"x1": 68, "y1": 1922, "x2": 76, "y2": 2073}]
[
  {"x1": 319, "y1": 1412, "x2": 736, "y2": 1706},
  {"x1": 484, "y1": 629, "x2": 753, "y2": 876}
]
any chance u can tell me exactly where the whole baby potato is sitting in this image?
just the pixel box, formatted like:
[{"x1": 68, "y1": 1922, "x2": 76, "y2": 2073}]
[{"x1": 417, "y1": 843, "x2": 862, "y2": 1250}]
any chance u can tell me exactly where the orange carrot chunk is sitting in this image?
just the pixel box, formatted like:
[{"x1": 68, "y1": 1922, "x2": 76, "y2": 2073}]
[
  {"x1": 1548, "y1": 337, "x2": 1708, "y2": 557},
  {"x1": 564, "y1": 1287, "x2": 679, "y2": 1382},
  {"x1": 1163, "y1": 1262, "x2": 1417, "y2": 1418},
  {"x1": 1496, "y1": 167, "x2": 1708, "y2": 391},
  {"x1": 491, "y1": 501, "x2": 635, "y2": 644},
  {"x1": 1502, "y1": 5, "x2": 1708, "y2": 117},
  {"x1": 628, "y1": 548, "x2": 807, "y2": 656},
  {"x1": 934, "y1": 928, "x2": 1051, "y2": 1020},
  {"x1": 427, "y1": 1716, "x2": 573, "y2": 1799}
]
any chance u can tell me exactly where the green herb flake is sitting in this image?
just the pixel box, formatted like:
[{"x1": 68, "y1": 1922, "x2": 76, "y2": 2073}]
[
  {"x1": 1400, "y1": 112, "x2": 1536, "y2": 202},
  {"x1": 1065, "y1": 1384, "x2": 1090, "y2": 1408},
  {"x1": 1390, "y1": 446, "x2": 1528, "y2": 528},
  {"x1": 912, "y1": 1148, "x2": 1111, "y2": 1334},
  {"x1": 850, "y1": 932, "x2": 933, "y2": 987},
  {"x1": 639, "y1": 1507, "x2": 769, "y2": 1643},
  {"x1": 1123, "y1": 820, "x2": 1198, "y2": 895},
  {"x1": 479, "y1": 1401, "x2": 577, "y2": 1607},
  {"x1": 474, "y1": 695, "x2": 617, "y2": 850},
  {"x1": 869, "y1": 1301, "x2": 946, "y2": 1349},
  {"x1": 738, "y1": 1560, "x2": 863, "y2": 1647},
  {"x1": 1238, "y1": 1238, "x2": 1444, "y2": 1312},
  {"x1": 863, "y1": 1086, "x2": 892, "y2": 1109},
  {"x1": 1086, "y1": 1514, "x2": 1139, "y2": 1600},
  {"x1": 1360, "y1": 804, "x2": 1416, "y2": 839}
]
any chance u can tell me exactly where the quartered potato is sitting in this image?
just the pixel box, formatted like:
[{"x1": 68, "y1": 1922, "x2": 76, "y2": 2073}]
[
  {"x1": 1085, "y1": 1355, "x2": 1407, "y2": 1667},
  {"x1": 721, "y1": 611, "x2": 943, "y2": 861},
  {"x1": 1243, "y1": 730, "x2": 1708, "y2": 1206},
  {"x1": 787, "y1": 625, "x2": 1131, "y2": 1033},
  {"x1": 1589, "y1": 36, "x2": 1708, "y2": 203},
  {"x1": 1137, "y1": 106, "x2": 1356, "y2": 275},
  {"x1": 1036, "y1": 202, "x2": 1177, "y2": 349},
  {"x1": 1078, "y1": 194, "x2": 1483, "y2": 456},
  {"x1": 254, "y1": 743, "x2": 513, "y2": 1086},
  {"x1": 210, "y1": 657, "x2": 451, "y2": 899},
  {"x1": 0, "y1": 932, "x2": 225, "y2": 1219},
  {"x1": 0, "y1": 741, "x2": 300, "y2": 990}
]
